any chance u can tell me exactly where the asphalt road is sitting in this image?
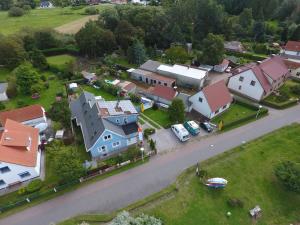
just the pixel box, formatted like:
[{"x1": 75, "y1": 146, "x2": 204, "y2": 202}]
[{"x1": 1, "y1": 105, "x2": 300, "y2": 225}]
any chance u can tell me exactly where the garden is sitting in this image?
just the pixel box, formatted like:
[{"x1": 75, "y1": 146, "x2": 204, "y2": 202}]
[
  {"x1": 142, "y1": 108, "x2": 172, "y2": 129},
  {"x1": 263, "y1": 79, "x2": 300, "y2": 109}
]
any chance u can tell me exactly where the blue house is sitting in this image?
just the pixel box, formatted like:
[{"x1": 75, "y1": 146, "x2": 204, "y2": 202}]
[{"x1": 70, "y1": 92, "x2": 140, "y2": 159}]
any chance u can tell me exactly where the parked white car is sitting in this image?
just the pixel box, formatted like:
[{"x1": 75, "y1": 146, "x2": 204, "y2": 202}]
[{"x1": 171, "y1": 124, "x2": 190, "y2": 142}]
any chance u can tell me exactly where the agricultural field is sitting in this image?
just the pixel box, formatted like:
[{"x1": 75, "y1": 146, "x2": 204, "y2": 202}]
[
  {"x1": 144, "y1": 124, "x2": 300, "y2": 225},
  {"x1": 0, "y1": 5, "x2": 110, "y2": 35}
]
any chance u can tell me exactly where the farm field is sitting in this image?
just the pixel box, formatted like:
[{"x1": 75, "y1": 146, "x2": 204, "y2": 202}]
[
  {"x1": 0, "y1": 5, "x2": 111, "y2": 35},
  {"x1": 143, "y1": 124, "x2": 300, "y2": 225}
]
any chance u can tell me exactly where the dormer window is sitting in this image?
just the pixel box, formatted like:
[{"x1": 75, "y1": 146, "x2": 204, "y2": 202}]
[{"x1": 104, "y1": 134, "x2": 112, "y2": 141}]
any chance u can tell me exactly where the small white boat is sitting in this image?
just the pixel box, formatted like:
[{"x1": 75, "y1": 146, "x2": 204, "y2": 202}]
[{"x1": 206, "y1": 178, "x2": 228, "y2": 188}]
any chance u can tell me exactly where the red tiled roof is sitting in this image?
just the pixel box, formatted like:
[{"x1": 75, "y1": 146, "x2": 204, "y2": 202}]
[
  {"x1": 147, "y1": 85, "x2": 177, "y2": 101},
  {"x1": 284, "y1": 41, "x2": 300, "y2": 51},
  {"x1": 0, "y1": 105, "x2": 44, "y2": 126},
  {"x1": 0, "y1": 119, "x2": 39, "y2": 167},
  {"x1": 284, "y1": 59, "x2": 300, "y2": 69},
  {"x1": 202, "y1": 80, "x2": 232, "y2": 112}
]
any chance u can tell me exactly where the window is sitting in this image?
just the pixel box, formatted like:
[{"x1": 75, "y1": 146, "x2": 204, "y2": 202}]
[
  {"x1": 238, "y1": 85, "x2": 242, "y2": 90},
  {"x1": 215, "y1": 109, "x2": 220, "y2": 114},
  {"x1": 0, "y1": 166, "x2": 10, "y2": 174},
  {"x1": 19, "y1": 172, "x2": 31, "y2": 179},
  {"x1": 239, "y1": 76, "x2": 244, "y2": 82},
  {"x1": 158, "y1": 81, "x2": 161, "y2": 85},
  {"x1": 198, "y1": 97, "x2": 203, "y2": 102},
  {"x1": 250, "y1": 80, "x2": 256, "y2": 86},
  {"x1": 0, "y1": 180, "x2": 5, "y2": 186},
  {"x1": 153, "y1": 80, "x2": 157, "y2": 84},
  {"x1": 164, "y1": 83, "x2": 167, "y2": 86},
  {"x1": 116, "y1": 119, "x2": 120, "y2": 124},
  {"x1": 124, "y1": 118, "x2": 128, "y2": 124},
  {"x1": 98, "y1": 145, "x2": 106, "y2": 153},
  {"x1": 222, "y1": 105, "x2": 227, "y2": 109},
  {"x1": 104, "y1": 135, "x2": 112, "y2": 141},
  {"x1": 112, "y1": 141, "x2": 120, "y2": 147}
]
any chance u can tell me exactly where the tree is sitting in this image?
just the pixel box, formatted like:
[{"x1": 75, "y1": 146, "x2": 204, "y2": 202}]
[
  {"x1": 14, "y1": 63, "x2": 40, "y2": 95},
  {"x1": 114, "y1": 20, "x2": 137, "y2": 51},
  {"x1": 99, "y1": 7, "x2": 119, "y2": 31},
  {"x1": 34, "y1": 29, "x2": 58, "y2": 50},
  {"x1": 48, "y1": 141, "x2": 86, "y2": 184},
  {"x1": 6, "y1": 76, "x2": 17, "y2": 98},
  {"x1": 253, "y1": 21, "x2": 266, "y2": 42},
  {"x1": 127, "y1": 40, "x2": 147, "y2": 65},
  {"x1": 239, "y1": 8, "x2": 253, "y2": 30},
  {"x1": 165, "y1": 46, "x2": 189, "y2": 64},
  {"x1": 28, "y1": 49, "x2": 48, "y2": 70},
  {"x1": 0, "y1": 36, "x2": 26, "y2": 69},
  {"x1": 76, "y1": 21, "x2": 117, "y2": 58},
  {"x1": 48, "y1": 99, "x2": 71, "y2": 128},
  {"x1": 16, "y1": 0, "x2": 36, "y2": 9},
  {"x1": 0, "y1": 0, "x2": 13, "y2": 10},
  {"x1": 290, "y1": 25, "x2": 300, "y2": 41},
  {"x1": 168, "y1": 98, "x2": 185, "y2": 123},
  {"x1": 198, "y1": 33, "x2": 224, "y2": 65},
  {"x1": 274, "y1": 161, "x2": 300, "y2": 193},
  {"x1": 8, "y1": 6, "x2": 24, "y2": 17}
]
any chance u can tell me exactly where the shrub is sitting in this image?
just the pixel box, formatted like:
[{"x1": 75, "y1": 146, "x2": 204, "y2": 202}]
[
  {"x1": 8, "y1": 7, "x2": 24, "y2": 17},
  {"x1": 0, "y1": 102, "x2": 5, "y2": 111},
  {"x1": 144, "y1": 128, "x2": 155, "y2": 139},
  {"x1": 44, "y1": 81, "x2": 50, "y2": 89},
  {"x1": 26, "y1": 179, "x2": 43, "y2": 193},
  {"x1": 149, "y1": 139, "x2": 156, "y2": 151},
  {"x1": 291, "y1": 85, "x2": 300, "y2": 96},
  {"x1": 84, "y1": 7, "x2": 99, "y2": 15},
  {"x1": 18, "y1": 187, "x2": 26, "y2": 195},
  {"x1": 23, "y1": 4, "x2": 31, "y2": 12},
  {"x1": 227, "y1": 198, "x2": 244, "y2": 208},
  {"x1": 152, "y1": 103, "x2": 158, "y2": 110},
  {"x1": 129, "y1": 93, "x2": 141, "y2": 104}
]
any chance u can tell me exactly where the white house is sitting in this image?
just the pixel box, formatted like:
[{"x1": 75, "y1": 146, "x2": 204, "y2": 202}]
[
  {"x1": 0, "y1": 119, "x2": 41, "y2": 190},
  {"x1": 157, "y1": 64, "x2": 208, "y2": 89},
  {"x1": 228, "y1": 55, "x2": 290, "y2": 101},
  {"x1": 281, "y1": 41, "x2": 300, "y2": 60},
  {"x1": 188, "y1": 80, "x2": 233, "y2": 119},
  {"x1": 0, "y1": 83, "x2": 8, "y2": 101},
  {"x1": 0, "y1": 105, "x2": 47, "y2": 130}
]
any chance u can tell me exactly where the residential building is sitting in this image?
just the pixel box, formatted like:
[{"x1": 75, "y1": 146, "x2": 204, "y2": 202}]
[
  {"x1": 129, "y1": 69, "x2": 176, "y2": 88},
  {"x1": 0, "y1": 83, "x2": 8, "y2": 101},
  {"x1": 214, "y1": 59, "x2": 230, "y2": 73},
  {"x1": 39, "y1": 1, "x2": 54, "y2": 8},
  {"x1": 281, "y1": 41, "x2": 300, "y2": 60},
  {"x1": 0, "y1": 105, "x2": 47, "y2": 130},
  {"x1": 228, "y1": 55, "x2": 290, "y2": 101},
  {"x1": 157, "y1": 64, "x2": 208, "y2": 89},
  {"x1": 188, "y1": 80, "x2": 233, "y2": 119},
  {"x1": 224, "y1": 41, "x2": 245, "y2": 53},
  {"x1": 142, "y1": 85, "x2": 178, "y2": 105},
  {"x1": 70, "y1": 92, "x2": 140, "y2": 159},
  {"x1": 117, "y1": 81, "x2": 136, "y2": 95},
  {"x1": 0, "y1": 119, "x2": 41, "y2": 190}
]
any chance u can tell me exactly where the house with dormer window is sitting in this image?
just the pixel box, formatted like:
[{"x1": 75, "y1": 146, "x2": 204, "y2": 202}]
[{"x1": 70, "y1": 92, "x2": 139, "y2": 159}]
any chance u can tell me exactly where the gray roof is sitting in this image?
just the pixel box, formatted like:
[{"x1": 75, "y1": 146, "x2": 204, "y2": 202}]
[
  {"x1": 0, "y1": 83, "x2": 8, "y2": 94},
  {"x1": 139, "y1": 60, "x2": 162, "y2": 72},
  {"x1": 82, "y1": 71, "x2": 96, "y2": 80}
]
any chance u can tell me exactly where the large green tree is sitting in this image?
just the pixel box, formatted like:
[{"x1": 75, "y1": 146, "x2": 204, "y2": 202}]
[
  {"x1": 198, "y1": 33, "x2": 224, "y2": 65},
  {"x1": 14, "y1": 63, "x2": 40, "y2": 95},
  {"x1": 28, "y1": 49, "x2": 48, "y2": 70},
  {"x1": 168, "y1": 98, "x2": 185, "y2": 123},
  {"x1": 275, "y1": 161, "x2": 300, "y2": 193},
  {"x1": 127, "y1": 40, "x2": 147, "y2": 65},
  {"x1": 48, "y1": 99, "x2": 71, "y2": 128},
  {"x1": 165, "y1": 46, "x2": 189, "y2": 64},
  {"x1": 0, "y1": 0, "x2": 13, "y2": 10},
  {"x1": 114, "y1": 20, "x2": 137, "y2": 51}
]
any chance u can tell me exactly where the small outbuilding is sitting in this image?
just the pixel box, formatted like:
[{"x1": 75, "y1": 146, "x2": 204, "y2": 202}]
[{"x1": 0, "y1": 83, "x2": 8, "y2": 101}]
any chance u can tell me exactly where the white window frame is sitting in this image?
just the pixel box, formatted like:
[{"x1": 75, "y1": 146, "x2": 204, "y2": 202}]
[
  {"x1": 98, "y1": 145, "x2": 107, "y2": 153},
  {"x1": 103, "y1": 134, "x2": 112, "y2": 141},
  {"x1": 112, "y1": 141, "x2": 120, "y2": 148}
]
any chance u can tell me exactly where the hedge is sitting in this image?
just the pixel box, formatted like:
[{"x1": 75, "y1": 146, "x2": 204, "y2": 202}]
[
  {"x1": 262, "y1": 99, "x2": 298, "y2": 109},
  {"x1": 226, "y1": 50, "x2": 267, "y2": 61},
  {"x1": 42, "y1": 46, "x2": 79, "y2": 57}
]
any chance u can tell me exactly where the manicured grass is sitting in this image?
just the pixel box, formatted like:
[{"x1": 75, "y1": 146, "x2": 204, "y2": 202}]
[
  {"x1": 4, "y1": 72, "x2": 65, "y2": 111},
  {"x1": 46, "y1": 54, "x2": 76, "y2": 70},
  {"x1": 211, "y1": 102, "x2": 257, "y2": 125},
  {"x1": 0, "y1": 5, "x2": 111, "y2": 35},
  {"x1": 144, "y1": 124, "x2": 300, "y2": 225},
  {"x1": 143, "y1": 109, "x2": 172, "y2": 128},
  {"x1": 82, "y1": 85, "x2": 117, "y2": 101}
]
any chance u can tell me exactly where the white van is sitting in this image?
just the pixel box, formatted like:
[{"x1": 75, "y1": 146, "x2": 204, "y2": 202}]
[{"x1": 171, "y1": 124, "x2": 190, "y2": 142}]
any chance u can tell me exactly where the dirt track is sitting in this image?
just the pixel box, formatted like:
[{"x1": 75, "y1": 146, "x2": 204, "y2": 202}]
[{"x1": 54, "y1": 15, "x2": 98, "y2": 34}]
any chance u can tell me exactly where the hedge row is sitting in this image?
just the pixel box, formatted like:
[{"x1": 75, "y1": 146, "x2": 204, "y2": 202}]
[
  {"x1": 42, "y1": 46, "x2": 79, "y2": 57},
  {"x1": 226, "y1": 50, "x2": 267, "y2": 61},
  {"x1": 222, "y1": 108, "x2": 268, "y2": 131},
  {"x1": 262, "y1": 99, "x2": 298, "y2": 109}
]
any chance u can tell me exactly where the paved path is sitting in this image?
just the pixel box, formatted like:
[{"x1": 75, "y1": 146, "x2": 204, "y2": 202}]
[{"x1": 1, "y1": 105, "x2": 300, "y2": 225}]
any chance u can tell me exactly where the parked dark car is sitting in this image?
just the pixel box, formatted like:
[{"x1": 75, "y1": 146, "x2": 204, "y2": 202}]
[{"x1": 200, "y1": 122, "x2": 213, "y2": 133}]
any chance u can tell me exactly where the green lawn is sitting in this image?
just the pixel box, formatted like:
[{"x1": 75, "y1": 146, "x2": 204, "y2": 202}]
[
  {"x1": 0, "y1": 5, "x2": 110, "y2": 35},
  {"x1": 144, "y1": 124, "x2": 300, "y2": 225},
  {"x1": 82, "y1": 85, "x2": 117, "y2": 101},
  {"x1": 4, "y1": 71, "x2": 65, "y2": 111},
  {"x1": 46, "y1": 54, "x2": 76, "y2": 70},
  {"x1": 143, "y1": 108, "x2": 172, "y2": 128},
  {"x1": 211, "y1": 102, "x2": 257, "y2": 125}
]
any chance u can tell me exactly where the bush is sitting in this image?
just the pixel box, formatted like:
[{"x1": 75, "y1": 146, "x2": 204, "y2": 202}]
[
  {"x1": 26, "y1": 179, "x2": 43, "y2": 193},
  {"x1": 227, "y1": 198, "x2": 244, "y2": 208},
  {"x1": 23, "y1": 4, "x2": 31, "y2": 12},
  {"x1": 18, "y1": 187, "x2": 26, "y2": 196},
  {"x1": 144, "y1": 128, "x2": 155, "y2": 139},
  {"x1": 8, "y1": 7, "x2": 24, "y2": 17},
  {"x1": 149, "y1": 139, "x2": 156, "y2": 151},
  {"x1": 274, "y1": 161, "x2": 300, "y2": 193},
  {"x1": 152, "y1": 103, "x2": 158, "y2": 110},
  {"x1": 291, "y1": 85, "x2": 300, "y2": 96},
  {"x1": 85, "y1": 7, "x2": 99, "y2": 15},
  {"x1": 129, "y1": 93, "x2": 141, "y2": 104},
  {"x1": 0, "y1": 102, "x2": 5, "y2": 111}
]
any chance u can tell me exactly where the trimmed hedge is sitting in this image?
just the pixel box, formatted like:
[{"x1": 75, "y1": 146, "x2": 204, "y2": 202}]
[
  {"x1": 42, "y1": 46, "x2": 79, "y2": 57},
  {"x1": 262, "y1": 99, "x2": 298, "y2": 109},
  {"x1": 226, "y1": 50, "x2": 267, "y2": 61}
]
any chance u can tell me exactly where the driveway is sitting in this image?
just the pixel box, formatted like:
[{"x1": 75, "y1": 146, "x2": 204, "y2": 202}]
[{"x1": 0, "y1": 105, "x2": 299, "y2": 225}]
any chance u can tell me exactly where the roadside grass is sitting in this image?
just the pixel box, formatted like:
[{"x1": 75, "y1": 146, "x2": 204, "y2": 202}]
[
  {"x1": 144, "y1": 124, "x2": 300, "y2": 225},
  {"x1": 4, "y1": 71, "x2": 65, "y2": 111},
  {"x1": 143, "y1": 109, "x2": 172, "y2": 128},
  {"x1": 46, "y1": 54, "x2": 76, "y2": 70},
  {"x1": 211, "y1": 102, "x2": 257, "y2": 125},
  {"x1": 81, "y1": 85, "x2": 118, "y2": 101},
  {"x1": 0, "y1": 5, "x2": 111, "y2": 35}
]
